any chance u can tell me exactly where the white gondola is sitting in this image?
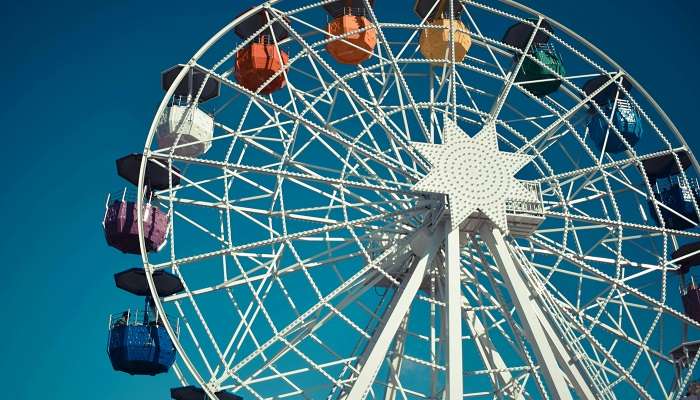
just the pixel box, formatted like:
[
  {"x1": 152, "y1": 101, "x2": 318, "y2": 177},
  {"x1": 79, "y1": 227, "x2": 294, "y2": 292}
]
[{"x1": 156, "y1": 104, "x2": 213, "y2": 157}]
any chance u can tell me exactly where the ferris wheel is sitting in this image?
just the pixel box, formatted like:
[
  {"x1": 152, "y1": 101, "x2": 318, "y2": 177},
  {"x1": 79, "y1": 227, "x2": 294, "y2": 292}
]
[{"x1": 101, "y1": 0, "x2": 700, "y2": 399}]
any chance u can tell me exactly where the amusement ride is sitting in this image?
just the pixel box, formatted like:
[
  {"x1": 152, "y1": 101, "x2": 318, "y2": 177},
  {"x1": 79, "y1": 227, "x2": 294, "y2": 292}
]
[{"x1": 101, "y1": 0, "x2": 700, "y2": 398}]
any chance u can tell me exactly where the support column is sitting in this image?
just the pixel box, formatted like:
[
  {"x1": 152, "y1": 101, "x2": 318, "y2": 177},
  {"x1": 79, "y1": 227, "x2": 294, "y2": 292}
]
[
  {"x1": 479, "y1": 224, "x2": 573, "y2": 400},
  {"x1": 445, "y1": 225, "x2": 463, "y2": 400},
  {"x1": 508, "y1": 242, "x2": 597, "y2": 400},
  {"x1": 345, "y1": 245, "x2": 437, "y2": 399},
  {"x1": 383, "y1": 316, "x2": 408, "y2": 400},
  {"x1": 462, "y1": 294, "x2": 523, "y2": 400},
  {"x1": 536, "y1": 310, "x2": 596, "y2": 400}
]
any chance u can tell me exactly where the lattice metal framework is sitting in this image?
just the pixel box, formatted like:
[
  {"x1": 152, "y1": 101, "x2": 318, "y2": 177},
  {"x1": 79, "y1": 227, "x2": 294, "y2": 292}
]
[{"x1": 131, "y1": 1, "x2": 700, "y2": 398}]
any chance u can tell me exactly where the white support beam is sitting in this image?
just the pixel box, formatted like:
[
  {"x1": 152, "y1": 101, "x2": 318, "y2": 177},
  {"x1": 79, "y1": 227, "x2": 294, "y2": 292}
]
[
  {"x1": 511, "y1": 245, "x2": 597, "y2": 400},
  {"x1": 383, "y1": 316, "x2": 408, "y2": 400},
  {"x1": 344, "y1": 242, "x2": 437, "y2": 399},
  {"x1": 479, "y1": 225, "x2": 573, "y2": 400},
  {"x1": 461, "y1": 294, "x2": 524, "y2": 400},
  {"x1": 536, "y1": 309, "x2": 597, "y2": 400},
  {"x1": 445, "y1": 225, "x2": 464, "y2": 400}
]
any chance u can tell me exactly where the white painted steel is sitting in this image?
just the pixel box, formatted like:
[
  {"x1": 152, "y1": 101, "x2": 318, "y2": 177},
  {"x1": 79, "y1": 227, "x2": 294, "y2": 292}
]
[
  {"x1": 480, "y1": 224, "x2": 573, "y2": 400},
  {"x1": 383, "y1": 316, "x2": 408, "y2": 400},
  {"x1": 461, "y1": 292, "x2": 524, "y2": 399},
  {"x1": 411, "y1": 120, "x2": 534, "y2": 233},
  {"x1": 345, "y1": 245, "x2": 437, "y2": 399},
  {"x1": 444, "y1": 225, "x2": 464, "y2": 400}
]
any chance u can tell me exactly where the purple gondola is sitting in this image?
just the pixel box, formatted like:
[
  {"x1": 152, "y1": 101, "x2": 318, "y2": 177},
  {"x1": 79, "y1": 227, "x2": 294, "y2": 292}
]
[
  {"x1": 103, "y1": 199, "x2": 168, "y2": 254},
  {"x1": 682, "y1": 277, "x2": 700, "y2": 324}
]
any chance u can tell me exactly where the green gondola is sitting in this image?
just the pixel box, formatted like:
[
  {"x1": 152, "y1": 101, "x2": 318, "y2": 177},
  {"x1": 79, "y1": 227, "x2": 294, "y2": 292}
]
[{"x1": 516, "y1": 42, "x2": 565, "y2": 97}]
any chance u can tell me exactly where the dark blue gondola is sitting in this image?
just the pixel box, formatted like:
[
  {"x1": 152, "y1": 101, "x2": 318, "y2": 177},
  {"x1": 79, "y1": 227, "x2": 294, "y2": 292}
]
[
  {"x1": 588, "y1": 99, "x2": 643, "y2": 153},
  {"x1": 648, "y1": 178, "x2": 700, "y2": 230},
  {"x1": 643, "y1": 151, "x2": 700, "y2": 231},
  {"x1": 171, "y1": 386, "x2": 243, "y2": 400},
  {"x1": 107, "y1": 308, "x2": 176, "y2": 376},
  {"x1": 107, "y1": 269, "x2": 183, "y2": 375},
  {"x1": 583, "y1": 75, "x2": 643, "y2": 153}
]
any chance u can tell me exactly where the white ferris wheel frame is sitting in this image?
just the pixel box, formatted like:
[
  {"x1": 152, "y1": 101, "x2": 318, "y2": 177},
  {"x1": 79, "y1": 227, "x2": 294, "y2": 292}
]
[{"x1": 132, "y1": 0, "x2": 700, "y2": 399}]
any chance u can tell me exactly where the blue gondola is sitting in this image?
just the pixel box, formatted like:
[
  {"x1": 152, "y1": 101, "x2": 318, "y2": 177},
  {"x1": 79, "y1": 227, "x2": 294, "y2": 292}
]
[
  {"x1": 647, "y1": 177, "x2": 700, "y2": 230},
  {"x1": 588, "y1": 99, "x2": 643, "y2": 153},
  {"x1": 641, "y1": 151, "x2": 699, "y2": 230},
  {"x1": 107, "y1": 269, "x2": 183, "y2": 375},
  {"x1": 107, "y1": 308, "x2": 177, "y2": 376}
]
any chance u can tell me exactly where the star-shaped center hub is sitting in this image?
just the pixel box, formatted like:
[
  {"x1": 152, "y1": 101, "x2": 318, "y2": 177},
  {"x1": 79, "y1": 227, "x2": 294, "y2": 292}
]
[{"x1": 412, "y1": 120, "x2": 535, "y2": 233}]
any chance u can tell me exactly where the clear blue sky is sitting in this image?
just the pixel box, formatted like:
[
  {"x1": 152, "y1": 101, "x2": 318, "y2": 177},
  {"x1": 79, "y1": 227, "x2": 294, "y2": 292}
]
[{"x1": 1, "y1": 0, "x2": 699, "y2": 398}]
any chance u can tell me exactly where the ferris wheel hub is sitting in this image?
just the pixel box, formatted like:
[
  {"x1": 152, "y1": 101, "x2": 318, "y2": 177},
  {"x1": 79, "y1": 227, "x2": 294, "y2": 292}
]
[{"x1": 411, "y1": 120, "x2": 541, "y2": 235}]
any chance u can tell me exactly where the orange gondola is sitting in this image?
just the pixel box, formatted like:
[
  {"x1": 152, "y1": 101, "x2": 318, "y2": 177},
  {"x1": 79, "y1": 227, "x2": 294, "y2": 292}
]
[
  {"x1": 234, "y1": 9, "x2": 289, "y2": 94},
  {"x1": 324, "y1": 1, "x2": 377, "y2": 65},
  {"x1": 235, "y1": 36, "x2": 288, "y2": 94}
]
